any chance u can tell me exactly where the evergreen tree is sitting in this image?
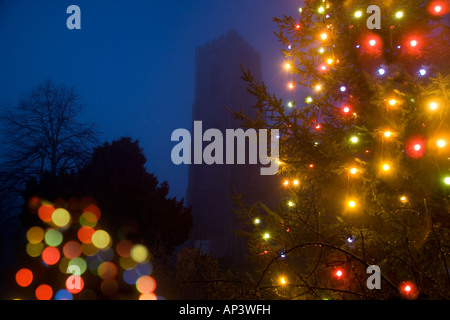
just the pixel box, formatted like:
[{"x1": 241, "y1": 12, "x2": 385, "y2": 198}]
[{"x1": 232, "y1": 0, "x2": 450, "y2": 300}]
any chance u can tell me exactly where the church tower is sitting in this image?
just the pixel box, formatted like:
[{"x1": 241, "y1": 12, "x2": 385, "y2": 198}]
[{"x1": 187, "y1": 30, "x2": 278, "y2": 262}]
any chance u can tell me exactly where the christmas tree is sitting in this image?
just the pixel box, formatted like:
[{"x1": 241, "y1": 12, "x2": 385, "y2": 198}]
[{"x1": 232, "y1": 0, "x2": 450, "y2": 300}]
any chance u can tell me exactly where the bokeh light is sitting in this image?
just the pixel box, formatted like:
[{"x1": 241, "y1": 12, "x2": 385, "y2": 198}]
[
  {"x1": 52, "y1": 208, "x2": 71, "y2": 228},
  {"x1": 78, "y1": 226, "x2": 95, "y2": 244},
  {"x1": 26, "y1": 227, "x2": 45, "y2": 244},
  {"x1": 35, "y1": 284, "x2": 53, "y2": 300},
  {"x1": 116, "y1": 240, "x2": 133, "y2": 258},
  {"x1": 136, "y1": 262, "x2": 153, "y2": 277},
  {"x1": 42, "y1": 247, "x2": 61, "y2": 265},
  {"x1": 130, "y1": 244, "x2": 149, "y2": 263},
  {"x1": 92, "y1": 230, "x2": 111, "y2": 249},
  {"x1": 38, "y1": 204, "x2": 55, "y2": 223},
  {"x1": 66, "y1": 275, "x2": 85, "y2": 294},
  {"x1": 79, "y1": 211, "x2": 98, "y2": 228},
  {"x1": 98, "y1": 247, "x2": 115, "y2": 262},
  {"x1": 68, "y1": 257, "x2": 87, "y2": 275},
  {"x1": 82, "y1": 243, "x2": 99, "y2": 256},
  {"x1": 55, "y1": 289, "x2": 73, "y2": 301},
  {"x1": 15, "y1": 268, "x2": 33, "y2": 287},
  {"x1": 63, "y1": 241, "x2": 82, "y2": 259},
  {"x1": 44, "y1": 229, "x2": 63, "y2": 247},
  {"x1": 139, "y1": 293, "x2": 157, "y2": 300},
  {"x1": 136, "y1": 276, "x2": 156, "y2": 294},
  {"x1": 123, "y1": 268, "x2": 141, "y2": 286},
  {"x1": 98, "y1": 262, "x2": 118, "y2": 280},
  {"x1": 120, "y1": 257, "x2": 138, "y2": 271},
  {"x1": 26, "y1": 242, "x2": 44, "y2": 258}
]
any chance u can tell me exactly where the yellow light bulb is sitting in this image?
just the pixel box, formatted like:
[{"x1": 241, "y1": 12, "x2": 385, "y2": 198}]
[
  {"x1": 288, "y1": 201, "x2": 295, "y2": 207},
  {"x1": 327, "y1": 58, "x2": 333, "y2": 65},
  {"x1": 318, "y1": 47, "x2": 325, "y2": 54},
  {"x1": 382, "y1": 164, "x2": 390, "y2": 171},
  {"x1": 350, "y1": 136, "x2": 359, "y2": 144},
  {"x1": 355, "y1": 11, "x2": 362, "y2": 18},
  {"x1": 389, "y1": 99, "x2": 397, "y2": 106},
  {"x1": 400, "y1": 196, "x2": 407, "y2": 202},
  {"x1": 429, "y1": 102, "x2": 438, "y2": 110},
  {"x1": 254, "y1": 218, "x2": 261, "y2": 225},
  {"x1": 264, "y1": 233, "x2": 270, "y2": 239},
  {"x1": 315, "y1": 84, "x2": 323, "y2": 91},
  {"x1": 280, "y1": 277, "x2": 287, "y2": 285},
  {"x1": 288, "y1": 82, "x2": 295, "y2": 89},
  {"x1": 384, "y1": 131, "x2": 392, "y2": 138},
  {"x1": 350, "y1": 168, "x2": 358, "y2": 175},
  {"x1": 348, "y1": 200, "x2": 356, "y2": 208},
  {"x1": 293, "y1": 179, "x2": 300, "y2": 186},
  {"x1": 395, "y1": 11, "x2": 404, "y2": 19},
  {"x1": 285, "y1": 62, "x2": 292, "y2": 70},
  {"x1": 320, "y1": 32, "x2": 328, "y2": 40}
]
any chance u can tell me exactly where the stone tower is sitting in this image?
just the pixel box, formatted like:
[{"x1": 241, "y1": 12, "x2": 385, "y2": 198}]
[{"x1": 187, "y1": 30, "x2": 278, "y2": 262}]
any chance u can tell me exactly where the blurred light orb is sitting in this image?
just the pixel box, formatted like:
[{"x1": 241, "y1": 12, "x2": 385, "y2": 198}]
[
  {"x1": 98, "y1": 262, "x2": 118, "y2": 280},
  {"x1": 26, "y1": 242, "x2": 44, "y2": 258},
  {"x1": 66, "y1": 275, "x2": 84, "y2": 294},
  {"x1": 69, "y1": 257, "x2": 87, "y2": 275},
  {"x1": 136, "y1": 262, "x2": 154, "y2": 276},
  {"x1": 92, "y1": 230, "x2": 111, "y2": 249},
  {"x1": 38, "y1": 204, "x2": 55, "y2": 223},
  {"x1": 136, "y1": 276, "x2": 156, "y2": 294},
  {"x1": 139, "y1": 293, "x2": 157, "y2": 300},
  {"x1": 63, "y1": 241, "x2": 82, "y2": 260},
  {"x1": 131, "y1": 244, "x2": 149, "y2": 263},
  {"x1": 55, "y1": 289, "x2": 73, "y2": 301},
  {"x1": 52, "y1": 208, "x2": 71, "y2": 228},
  {"x1": 16, "y1": 268, "x2": 33, "y2": 287},
  {"x1": 35, "y1": 284, "x2": 53, "y2": 300},
  {"x1": 78, "y1": 226, "x2": 95, "y2": 244},
  {"x1": 42, "y1": 247, "x2": 61, "y2": 265},
  {"x1": 27, "y1": 226, "x2": 45, "y2": 244},
  {"x1": 116, "y1": 240, "x2": 133, "y2": 258},
  {"x1": 44, "y1": 229, "x2": 63, "y2": 247}
]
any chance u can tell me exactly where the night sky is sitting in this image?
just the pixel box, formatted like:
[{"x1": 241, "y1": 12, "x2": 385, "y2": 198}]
[{"x1": 0, "y1": 0, "x2": 303, "y2": 200}]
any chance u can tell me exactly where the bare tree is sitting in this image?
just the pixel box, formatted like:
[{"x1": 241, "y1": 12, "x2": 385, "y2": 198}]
[{"x1": 0, "y1": 79, "x2": 98, "y2": 196}]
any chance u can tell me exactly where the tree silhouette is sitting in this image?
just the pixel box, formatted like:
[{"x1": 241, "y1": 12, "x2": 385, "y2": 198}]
[
  {"x1": 22, "y1": 137, "x2": 193, "y2": 256},
  {"x1": 0, "y1": 79, "x2": 97, "y2": 197}
]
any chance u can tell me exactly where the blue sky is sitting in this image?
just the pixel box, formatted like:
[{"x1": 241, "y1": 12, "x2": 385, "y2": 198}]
[{"x1": 0, "y1": 0, "x2": 302, "y2": 200}]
